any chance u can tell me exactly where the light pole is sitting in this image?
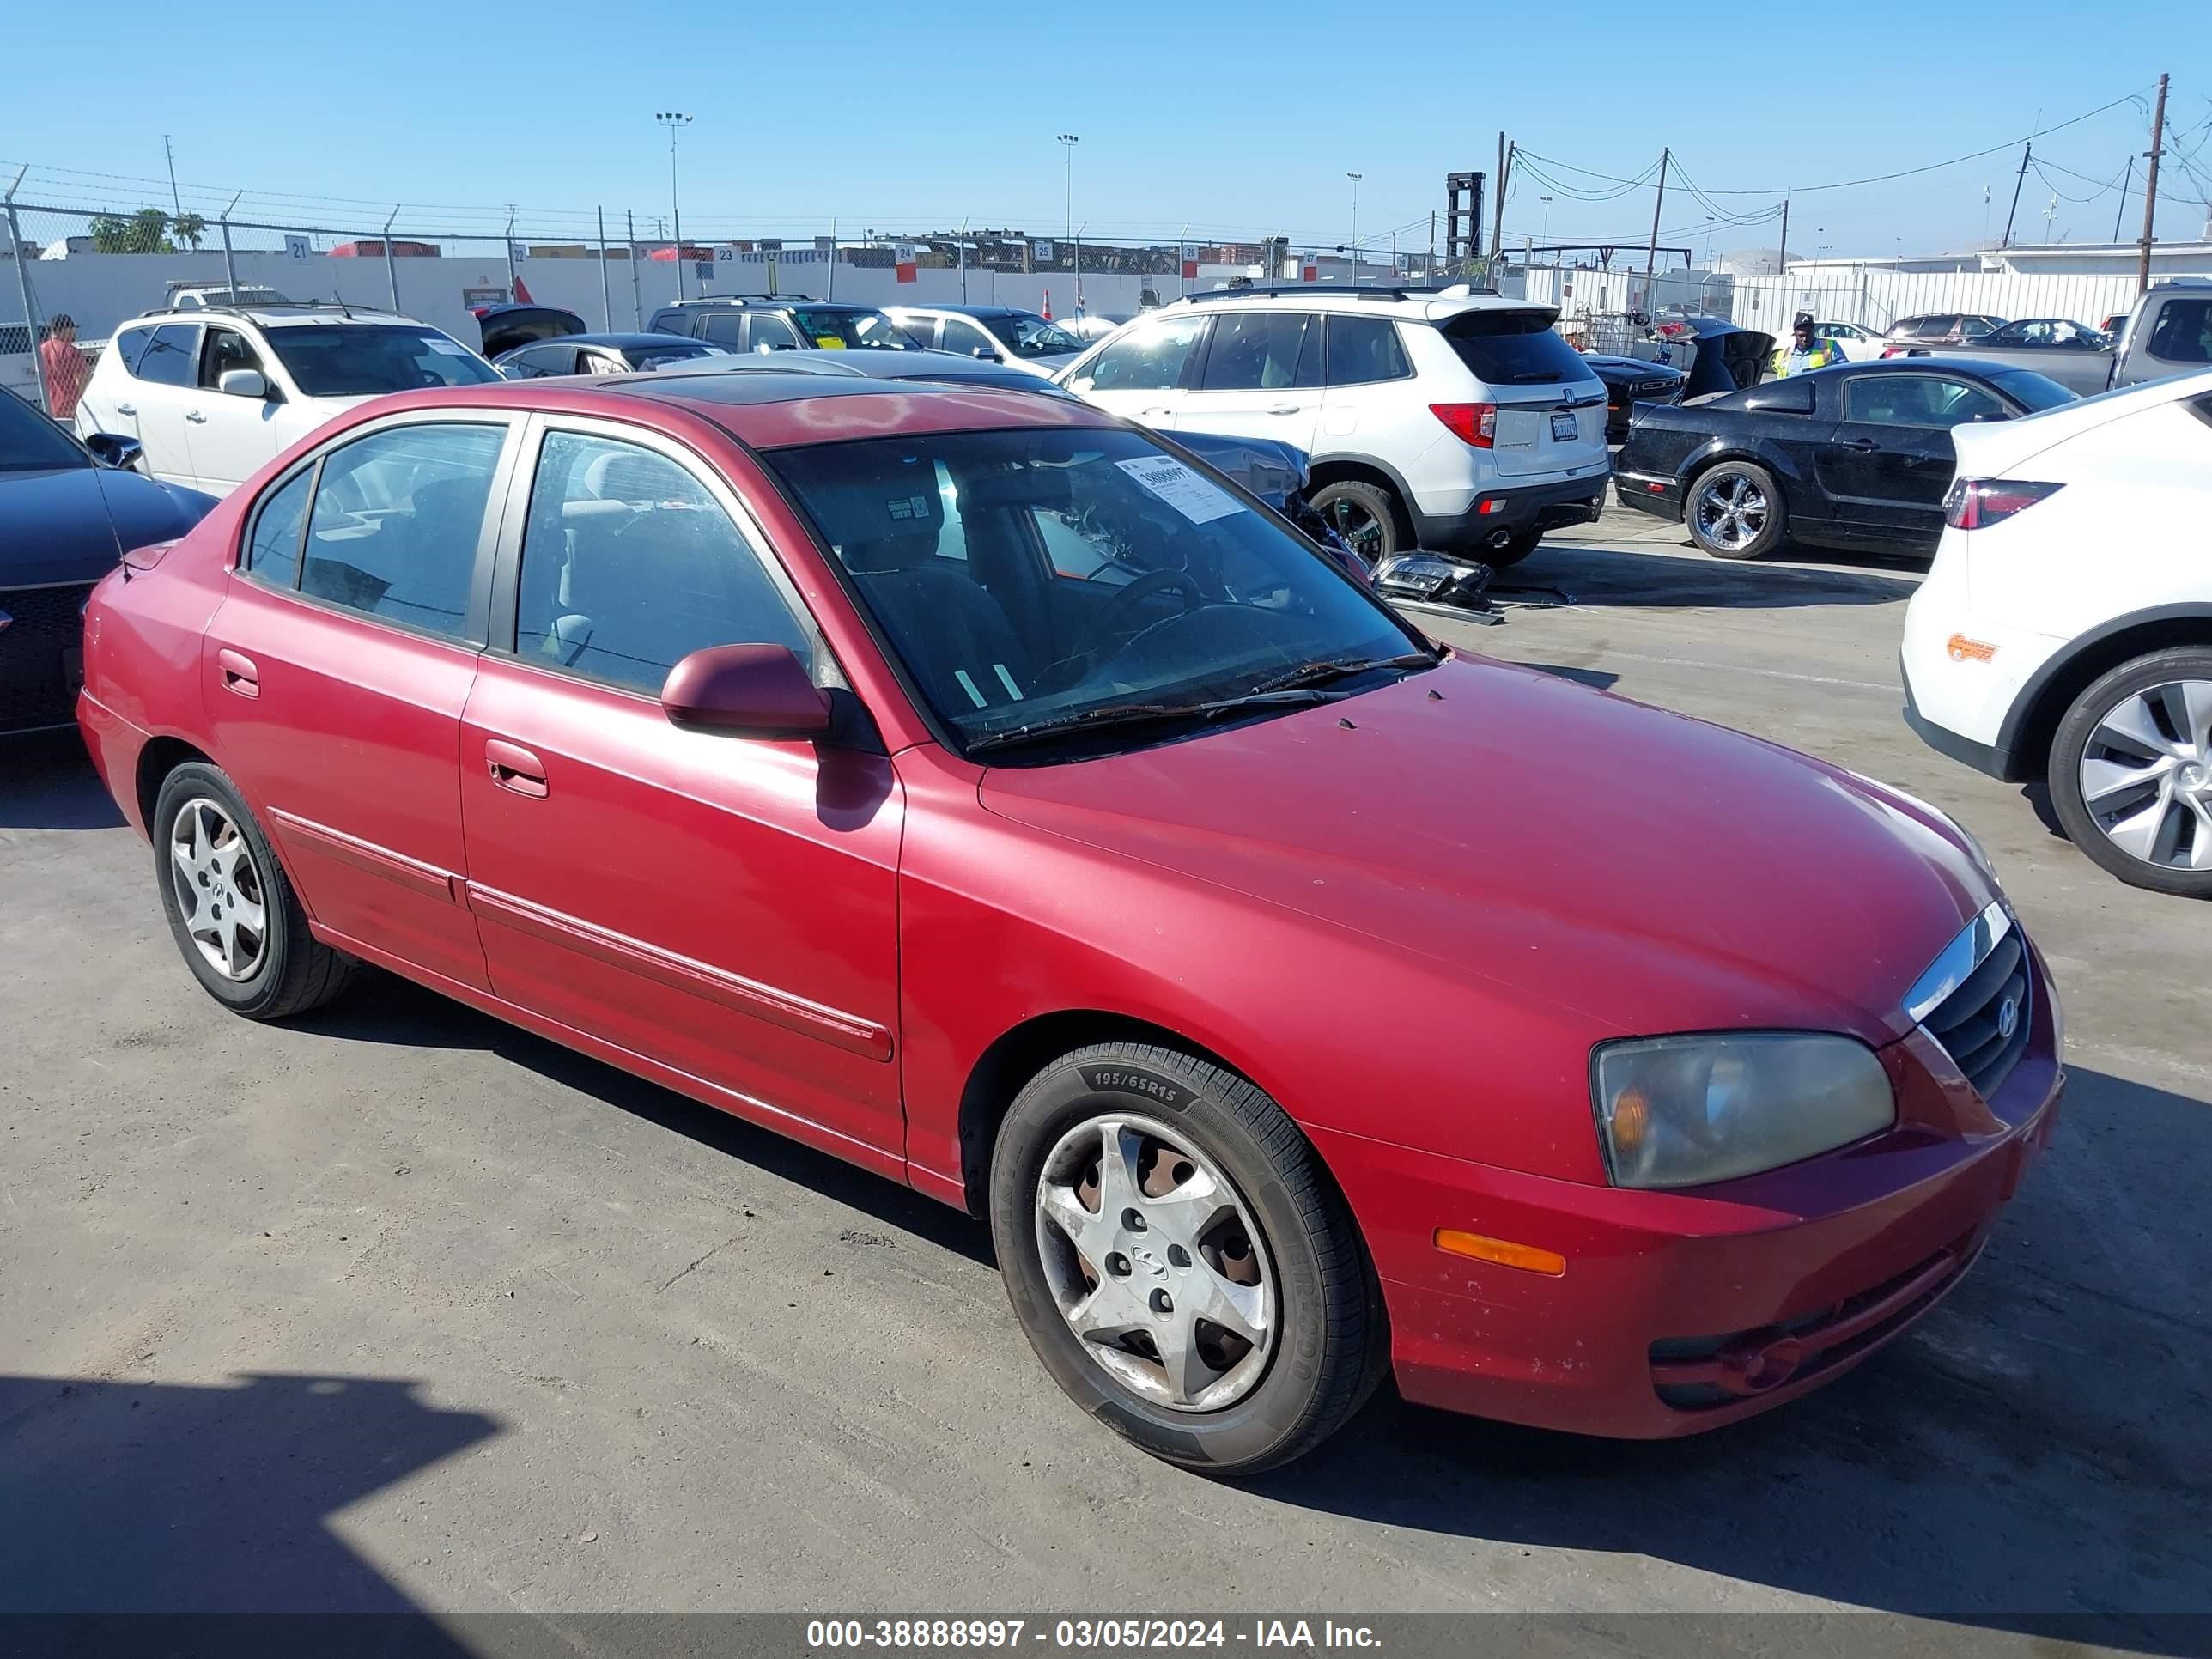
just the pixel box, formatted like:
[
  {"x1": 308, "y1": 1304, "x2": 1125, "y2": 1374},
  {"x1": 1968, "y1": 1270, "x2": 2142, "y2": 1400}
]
[
  {"x1": 1540, "y1": 194, "x2": 1553, "y2": 248},
  {"x1": 655, "y1": 112, "x2": 693, "y2": 299},
  {"x1": 1056, "y1": 133, "x2": 1079, "y2": 268},
  {"x1": 1346, "y1": 171, "x2": 1362, "y2": 283}
]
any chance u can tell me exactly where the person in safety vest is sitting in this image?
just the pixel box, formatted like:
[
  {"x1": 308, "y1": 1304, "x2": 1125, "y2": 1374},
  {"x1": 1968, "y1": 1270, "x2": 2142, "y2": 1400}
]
[{"x1": 1771, "y1": 315, "x2": 1847, "y2": 377}]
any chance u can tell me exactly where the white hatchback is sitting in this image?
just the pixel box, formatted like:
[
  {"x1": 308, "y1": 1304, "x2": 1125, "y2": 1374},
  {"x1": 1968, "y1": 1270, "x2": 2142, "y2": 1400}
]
[
  {"x1": 1901, "y1": 367, "x2": 2212, "y2": 896},
  {"x1": 1052, "y1": 284, "x2": 1611, "y2": 567},
  {"x1": 74, "y1": 305, "x2": 500, "y2": 495}
]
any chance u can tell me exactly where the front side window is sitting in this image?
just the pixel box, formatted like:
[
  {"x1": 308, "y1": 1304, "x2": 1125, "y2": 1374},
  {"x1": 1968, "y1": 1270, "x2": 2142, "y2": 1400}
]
[
  {"x1": 136, "y1": 325, "x2": 200, "y2": 387},
  {"x1": 1844, "y1": 374, "x2": 2006, "y2": 428},
  {"x1": 763, "y1": 426, "x2": 1423, "y2": 757},
  {"x1": 298, "y1": 422, "x2": 505, "y2": 639},
  {"x1": 787, "y1": 307, "x2": 915, "y2": 350},
  {"x1": 1325, "y1": 315, "x2": 1413, "y2": 386},
  {"x1": 746, "y1": 313, "x2": 805, "y2": 351},
  {"x1": 1077, "y1": 315, "x2": 1204, "y2": 392},
  {"x1": 2147, "y1": 298, "x2": 2212, "y2": 366},
  {"x1": 988, "y1": 313, "x2": 1082, "y2": 357},
  {"x1": 514, "y1": 431, "x2": 811, "y2": 694},
  {"x1": 243, "y1": 466, "x2": 313, "y2": 587},
  {"x1": 941, "y1": 318, "x2": 998, "y2": 356},
  {"x1": 198, "y1": 327, "x2": 266, "y2": 390},
  {"x1": 1200, "y1": 311, "x2": 1316, "y2": 392},
  {"x1": 264, "y1": 326, "x2": 498, "y2": 397}
]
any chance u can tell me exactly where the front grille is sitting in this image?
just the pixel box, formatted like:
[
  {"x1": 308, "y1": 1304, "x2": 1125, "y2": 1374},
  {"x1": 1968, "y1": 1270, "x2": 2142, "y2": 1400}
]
[
  {"x1": 1923, "y1": 926, "x2": 2032, "y2": 1100},
  {"x1": 0, "y1": 581, "x2": 94, "y2": 733}
]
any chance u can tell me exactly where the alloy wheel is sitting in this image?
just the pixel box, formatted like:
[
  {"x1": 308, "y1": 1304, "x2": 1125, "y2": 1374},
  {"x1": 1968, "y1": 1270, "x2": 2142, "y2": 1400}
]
[
  {"x1": 1323, "y1": 498, "x2": 1387, "y2": 563},
  {"x1": 2076, "y1": 679, "x2": 2212, "y2": 871},
  {"x1": 1033, "y1": 1114, "x2": 1276, "y2": 1412},
  {"x1": 1692, "y1": 473, "x2": 1768, "y2": 552},
  {"x1": 168, "y1": 797, "x2": 269, "y2": 981}
]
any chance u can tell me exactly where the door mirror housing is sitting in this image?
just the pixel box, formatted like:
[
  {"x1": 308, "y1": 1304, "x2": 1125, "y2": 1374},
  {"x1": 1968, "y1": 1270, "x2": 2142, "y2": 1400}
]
[
  {"x1": 970, "y1": 346, "x2": 1003, "y2": 362},
  {"x1": 82, "y1": 433, "x2": 143, "y2": 471},
  {"x1": 660, "y1": 644, "x2": 832, "y2": 739},
  {"x1": 218, "y1": 368, "x2": 269, "y2": 398}
]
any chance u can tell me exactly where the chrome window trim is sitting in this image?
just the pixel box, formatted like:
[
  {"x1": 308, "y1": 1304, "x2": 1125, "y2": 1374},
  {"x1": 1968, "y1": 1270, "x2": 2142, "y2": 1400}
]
[{"x1": 1903, "y1": 901, "x2": 2013, "y2": 1024}]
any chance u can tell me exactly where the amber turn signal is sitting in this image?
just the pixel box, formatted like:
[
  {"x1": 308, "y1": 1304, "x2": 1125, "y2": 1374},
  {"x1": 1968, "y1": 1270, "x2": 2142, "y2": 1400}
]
[{"x1": 1433, "y1": 1228, "x2": 1566, "y2": 1277}]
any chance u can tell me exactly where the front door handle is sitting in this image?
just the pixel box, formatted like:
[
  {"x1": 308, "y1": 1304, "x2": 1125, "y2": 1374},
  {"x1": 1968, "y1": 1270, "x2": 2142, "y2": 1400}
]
[
  {"x1": 484, "y1": 739, "x2": 548, "y2": 799},
  {"x1": 116, "y1": 402, "x2": 137, "y2": 416},
  {"x1": 185, "y1": 410, "x2": 207, "y2": 424},
  {"x1": 216, "y1": 647, "x2": 258, "y2": 697},
  {"x1": 1266, "y1": 403, "x2": 1300, "y2": 416},
  {"x1": 1838, "y1": 438, "x2": 1880, "y2": 452}
]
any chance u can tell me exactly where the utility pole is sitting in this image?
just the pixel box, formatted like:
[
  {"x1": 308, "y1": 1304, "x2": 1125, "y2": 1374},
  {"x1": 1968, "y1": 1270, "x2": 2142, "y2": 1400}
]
[
  {"x1": 1778, "y1": 198, "x2": 1790, "y2": 269},
  {"x1": 2112, "y1": 155, "x2": 2133, "y2": 243},
  {"x1": 2138, "y1": 72, "x2": 2169, "y2": 293},
  {"x1": 1490, "y1": 132, "x2": 1513, "y2": 262},
  {"x1": 1642, "y1": 148, "x2": 1669, "y2": 316},
  {"x1": 2002, "y1": 141, "x2": 2031, "y2": 247},
  {"x1": 162, "y1": 136, "x2": 182, "y2": 220}
]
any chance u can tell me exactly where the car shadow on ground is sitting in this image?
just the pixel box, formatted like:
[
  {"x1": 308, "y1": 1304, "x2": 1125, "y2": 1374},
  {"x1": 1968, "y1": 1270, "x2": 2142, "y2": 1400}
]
[
  {"x1": 0, "y1": 731, "x2": 124, "y2": 830},
  {"x1": 1249, "y1": 1059, "x2": 2212, "y2": 1651},
  {"x1": 1503, "y1": 538, "x2": 1923, "y2": 611},
  {"x1": 289, "y1": 970, "x2": 998, "y2": 1270},
  {"x1": 0, "y1": 1370, "x2": 495, "y2": 1632}
]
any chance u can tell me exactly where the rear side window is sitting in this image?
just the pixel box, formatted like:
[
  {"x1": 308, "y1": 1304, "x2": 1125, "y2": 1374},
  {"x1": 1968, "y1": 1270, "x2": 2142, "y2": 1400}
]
[
  {"x1": 1438, "y1": 311, "x2": 1588, "y2": 386},
  {"x1": 1200, "y1": 312, "x2": 1316, "y2": 391},
  {"x1": 299, "y1": 422, "x2": 505, "y2": 641},
  {"x1": 651, "y1": 312, "x2": 696, "y2": 338},
  {"x1": 244, "y1": 467, "x2": 313, "y2": 589},
  {"x1": 110, "y1": 326, "x2": 156, "y2": 378},
  {"x1": 1322, "y1": 316, "x2": 1411, "y2": 386},
  {"x1": 2145, "y1": 298, "x2": 2212, "y2": 366},
  {"x1": 699, "y1": 312, "x2": 747, "y2": 346},
  {"x1": 136, "y1": 325, "x2": 200, "y2": 387}
]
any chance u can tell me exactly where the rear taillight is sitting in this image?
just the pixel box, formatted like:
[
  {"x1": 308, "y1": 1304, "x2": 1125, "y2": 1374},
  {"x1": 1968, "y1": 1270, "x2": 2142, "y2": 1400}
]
[
  {"x1": 1943, "y1": 478, "x2": 2062, "y2": 530},
  {"x1": 1431, "y1": 403, "x2": 1497, "y2": 447}
]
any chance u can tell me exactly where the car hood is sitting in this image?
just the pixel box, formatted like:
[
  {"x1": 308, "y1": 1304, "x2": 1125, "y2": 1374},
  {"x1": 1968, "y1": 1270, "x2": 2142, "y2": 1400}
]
[
  {"x1": 0, "y1": 466, "x2": 218, "y2": 588},
  {"x1": 978, "y1": 657, "x2": 1990, "y2": 1042}
]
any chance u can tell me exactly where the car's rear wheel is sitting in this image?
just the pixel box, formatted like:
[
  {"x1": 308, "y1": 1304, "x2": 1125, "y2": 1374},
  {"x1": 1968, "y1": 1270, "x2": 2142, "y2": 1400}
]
[
  {"x1": 2046, "y1": 648, "x2": 2212, "y2": 898},
  {"x1": 1308, "y1": 480, "x2": 1402, "y2": 565},
  {"x1": 1686, "y1": 461, "x2": 1787, "y2": 559},
  {"x1": 989, "y1": 1042, "x2": 1386, "y2": 1474},
  {"x1": 152, "y1": 762, "x2": 356, "y2": 1017}
]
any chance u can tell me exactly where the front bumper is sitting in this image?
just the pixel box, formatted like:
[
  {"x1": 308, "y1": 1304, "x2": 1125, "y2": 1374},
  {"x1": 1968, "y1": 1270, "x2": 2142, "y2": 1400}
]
[
  {"x1": 1412, "y1": 472, "x2": 1607, "y2": 554},
  {"x1": 1314, "y1": 951, "x2": 2063, "y2": 1438},
  {"x1": 1, "y1": 580, "x2": 97, "y2": 736}
]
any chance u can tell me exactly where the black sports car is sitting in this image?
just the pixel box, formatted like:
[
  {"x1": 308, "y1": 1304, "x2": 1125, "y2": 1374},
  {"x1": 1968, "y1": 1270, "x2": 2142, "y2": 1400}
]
[
  {"x1": 1613, "y1": 358, "x2": 2075, "y2": 560},
  {"x1": 1, "y1": 394, "x2": 216, "y2": 734},
  {"x1": 1581, "y1": 354, "x2": 1688, "y2": 444}
]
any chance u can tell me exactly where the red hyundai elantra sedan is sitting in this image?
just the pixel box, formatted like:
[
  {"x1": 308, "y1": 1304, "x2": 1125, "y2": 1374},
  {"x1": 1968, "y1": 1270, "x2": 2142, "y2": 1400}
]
[{"x1": 76, "y1": 371, "x2": 2062, "y2": 1473}]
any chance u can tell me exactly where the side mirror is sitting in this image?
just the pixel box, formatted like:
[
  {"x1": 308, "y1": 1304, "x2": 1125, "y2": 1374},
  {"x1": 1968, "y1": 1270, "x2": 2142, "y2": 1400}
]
[
  {"x1": 970, "y1": 346, "x2": 1003, "y2": 362},
  {"x1": 660, "y1": 643, "x2": 831, "y2": 739},
  {"x1": 83, "y1": 433, "x2": 143, "y2": 471},
  {"x1": 218, "y1": 368, "x2": 269, "y2": 398}
]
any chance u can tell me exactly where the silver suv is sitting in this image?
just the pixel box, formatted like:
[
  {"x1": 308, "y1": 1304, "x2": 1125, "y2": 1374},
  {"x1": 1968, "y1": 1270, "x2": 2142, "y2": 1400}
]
[{"x1": 1053, "y1": 283, "x2": 1610, "y2": 566}]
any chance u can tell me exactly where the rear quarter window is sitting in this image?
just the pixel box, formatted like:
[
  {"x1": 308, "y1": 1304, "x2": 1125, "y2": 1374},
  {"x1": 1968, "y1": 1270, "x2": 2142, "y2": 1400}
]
[
  {"x1": 1439, "y1": 311, "x2": 1590, "y2": 386},
  {"x1": 109, "y1": 326, "x2": 157, "y2": 378},
  {"x1": 1735, "y1": 379, "x2": 1816, "y2": 414}
]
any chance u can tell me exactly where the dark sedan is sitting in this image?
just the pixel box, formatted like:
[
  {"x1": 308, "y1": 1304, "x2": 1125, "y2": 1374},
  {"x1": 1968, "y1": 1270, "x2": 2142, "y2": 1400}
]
[
  {"x1": 1613, "y1": 359, "x2": 2074, "y2": 560},
  {"x1": 1581, "y1": 354, "x2": 1687, "y2": 443},
  {"x1": 1, "y1": 394, "x2": 215, "y2": 733},
  {"x1": 496, "y1": 333, "x2": 731, "y2": 378}
]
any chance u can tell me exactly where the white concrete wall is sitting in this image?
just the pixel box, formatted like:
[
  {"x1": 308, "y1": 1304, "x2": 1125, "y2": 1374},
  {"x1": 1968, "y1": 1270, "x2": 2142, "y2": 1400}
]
[{"x1": 1726, "y1": 267, "x2": 2156, "y2": 334}]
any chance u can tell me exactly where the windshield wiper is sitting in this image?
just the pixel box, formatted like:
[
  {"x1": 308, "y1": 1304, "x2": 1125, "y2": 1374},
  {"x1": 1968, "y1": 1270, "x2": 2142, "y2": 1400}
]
[
  {"x1": 1240, "y1": 651, "x2": 1439, "y2": 697},
  {"x1": 963, "y1": 701, "x2": 1218, "y2": 756}
]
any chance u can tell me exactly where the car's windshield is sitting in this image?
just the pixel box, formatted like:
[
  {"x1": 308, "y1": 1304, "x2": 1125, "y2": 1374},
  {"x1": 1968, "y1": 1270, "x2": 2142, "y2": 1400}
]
[
  {"x1": 787, "y1": 307, "x2": 920, "y2": 350},
  {"x1": 1988, "y1": 368, "x2": 2078, "y2": 411},
  {"x1": 263, "y1": 325, "x2": 501, "y2": 396},
  {"x1": 763, "y1": 425, "x2": 1425, "y2": 760},
  {"x1": 0, "y1": 390, "x2": 91, "y2": 471},
  {"x1": 987, "y1": 313, "x2": 1083, "y2": 357}
]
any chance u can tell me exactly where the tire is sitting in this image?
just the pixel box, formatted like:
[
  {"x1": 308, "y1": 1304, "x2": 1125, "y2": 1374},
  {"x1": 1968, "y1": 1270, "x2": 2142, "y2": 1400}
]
[
  {"x1": 1308, "y1": 480, "x2": 1404, "y2": 566},
  {"x1": 151, "y1": 761, "x2": 357, "y2": 1018},
  {"x1": 989, "y1": 1042, "x2": 1387, "y2": 1474},
  {"x1": 1486, "y1": 527, "x2": 1545, "y2": 568},
  {"x1": 1686, "y1": 460, "x2": 1788, "y2": 560},
  {"x1": 2045, "y1": 647, "x2": 2212, "y2": 898}
]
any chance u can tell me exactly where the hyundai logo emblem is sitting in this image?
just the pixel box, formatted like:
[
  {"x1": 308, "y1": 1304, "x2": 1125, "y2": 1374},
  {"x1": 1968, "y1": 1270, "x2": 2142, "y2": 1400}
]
[{"x1": 1996, "y1": 997, "x2": 2019, "y2": 1041}]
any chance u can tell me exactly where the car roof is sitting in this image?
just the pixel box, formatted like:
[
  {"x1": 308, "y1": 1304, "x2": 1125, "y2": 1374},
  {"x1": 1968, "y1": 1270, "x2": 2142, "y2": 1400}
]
[
  {"x1": 557, "y1": 332, "x2": 720, "y2": 349},
  {"x1": 892, "y1": 303, "x2": 1023, "y2": 319},
  {"x1": 128, "y1": 304, "x2": 419, "y2": 330},
  {"x1": 1147, "y1": 283, "x2": 1545, "y2": 324}
]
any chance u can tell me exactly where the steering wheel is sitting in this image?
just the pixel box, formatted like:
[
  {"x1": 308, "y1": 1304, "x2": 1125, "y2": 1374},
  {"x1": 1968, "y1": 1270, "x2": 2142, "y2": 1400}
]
[{"x1": 1032, "y1": 568, "x2": 1207, "y2": 692}]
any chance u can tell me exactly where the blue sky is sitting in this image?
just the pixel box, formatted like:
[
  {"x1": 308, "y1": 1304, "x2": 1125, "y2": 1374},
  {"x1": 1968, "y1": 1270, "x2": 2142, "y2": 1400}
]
[{"x1": 7, "y1": 0, "x2": 2208, "y2": 259}]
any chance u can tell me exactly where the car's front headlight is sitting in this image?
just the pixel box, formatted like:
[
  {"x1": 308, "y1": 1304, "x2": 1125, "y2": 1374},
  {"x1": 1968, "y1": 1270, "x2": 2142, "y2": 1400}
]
[{"x1": 1593, "y1": 1033, "x2": 1896, "y2": 1189}]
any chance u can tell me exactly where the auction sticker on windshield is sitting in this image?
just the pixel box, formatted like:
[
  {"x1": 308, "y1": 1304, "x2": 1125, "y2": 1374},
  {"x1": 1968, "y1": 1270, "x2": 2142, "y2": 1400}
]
[
  {"x1": 424, "y1": 337, "x2": 471, "y2": 356},
  {"x1": 1115, "y1": 456, "x2": 1243, "y2": 525}
]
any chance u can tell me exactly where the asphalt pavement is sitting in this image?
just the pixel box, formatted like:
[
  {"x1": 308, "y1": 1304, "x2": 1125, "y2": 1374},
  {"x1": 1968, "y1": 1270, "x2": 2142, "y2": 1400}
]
[{"x1": 2, "y1": 504, "x2": 2205, "y2": 1650}]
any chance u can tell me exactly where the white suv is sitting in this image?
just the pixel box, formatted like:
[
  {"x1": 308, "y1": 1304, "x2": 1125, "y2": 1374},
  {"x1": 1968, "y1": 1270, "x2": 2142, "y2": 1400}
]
[
  {"x1": 74, "y1": 304, "x2": 499, "y2": 495},
  {"x1": 1052, "y1": 283, "x2": 1610, "y2": 565},
  {"x1": 1901, "y1": 367, "x2": 2212, "y2": 896}
]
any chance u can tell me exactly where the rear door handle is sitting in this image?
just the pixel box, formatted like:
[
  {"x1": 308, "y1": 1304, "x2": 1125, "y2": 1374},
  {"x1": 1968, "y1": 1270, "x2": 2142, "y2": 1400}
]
[
  {"x1": 185, "y1": 410, "x2": 207, "y2": 424},
  {"x1": 1266, "y1": 403, "x2": 1300, "y2": 416},
  {"x1": 116, "y1": 403, "x2": 136, "y2": 416},
  {"x1": 484, "y1": 739, "x2": 548, "y2": 799},
  {"x1": 1838, "y1": 438, "x2": 1880, "y2": 452},
  {"x1": 217, "y1": 647, "x2": 258, "y2": 697}
]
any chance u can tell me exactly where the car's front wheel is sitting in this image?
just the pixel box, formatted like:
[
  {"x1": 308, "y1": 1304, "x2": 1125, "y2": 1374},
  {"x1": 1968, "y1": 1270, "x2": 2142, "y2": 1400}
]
[
  {"x1": 1308, "y1": 480, "x2": 1403, "y2": 566},
  {"x1": 989, "y1": 1042, "x2": 1386, "y2": 1474},
  {"x1": 2046, "y1": 648, "x2": 2212, "y2": 898},
  {"x1": 152, "y1": 761, "x2": 357, "y2": 1017},
  {"x1": 1686, "y1": 461, "x2": 1787, "y2": 559}
]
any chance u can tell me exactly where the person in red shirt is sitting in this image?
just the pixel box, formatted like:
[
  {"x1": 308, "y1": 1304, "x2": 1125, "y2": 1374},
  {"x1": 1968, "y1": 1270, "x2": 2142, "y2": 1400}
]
[{"x1": 39, "y1": 313, "x2": 91, "y2": 425}]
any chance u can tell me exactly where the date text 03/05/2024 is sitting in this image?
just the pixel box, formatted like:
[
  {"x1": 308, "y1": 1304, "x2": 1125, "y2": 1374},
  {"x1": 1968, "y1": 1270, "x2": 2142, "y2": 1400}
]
[{"x1": 804, "y1": 1620, "x2": 1383, "y2": 1650}]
